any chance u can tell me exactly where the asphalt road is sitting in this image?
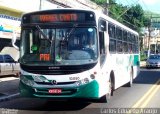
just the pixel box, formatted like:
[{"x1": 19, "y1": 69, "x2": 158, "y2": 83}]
[{"x1": 0, "y1": 68, "x2": 160, "y2": 114}]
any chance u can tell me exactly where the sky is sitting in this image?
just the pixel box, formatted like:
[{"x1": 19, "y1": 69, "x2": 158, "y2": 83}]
[
  {"x1": 116, "y1": 0, "x2": 160, "y2": 14},
  {"x1": 0, "y1": 0, "x2": 160, "y2": 14}
]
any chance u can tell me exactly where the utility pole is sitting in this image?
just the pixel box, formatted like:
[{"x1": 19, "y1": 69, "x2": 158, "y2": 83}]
[
  {"x1": 106, "y1": 0, "x2": 109, "y2": 15},
  {"x1": 39, "y1": 0, "x2": 42, "y2": 10},
  {"x1": 147, "y1": 16, "x2": 152, "y2": 57},
  {"x1": 103, "y1": 0, "x2": 109, "y2": 15}
]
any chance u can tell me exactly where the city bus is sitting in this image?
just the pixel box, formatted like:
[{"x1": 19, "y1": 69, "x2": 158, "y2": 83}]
[{"x1": 17, "y1": 8, "x2": 140, "y2": 102}]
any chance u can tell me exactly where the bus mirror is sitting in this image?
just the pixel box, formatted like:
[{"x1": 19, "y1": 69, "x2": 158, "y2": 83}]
[
  {"x1": 98, "y1": 19, "x2": 106, "y2": 31},
  {"x1": 12, "y1": 31, "x2": 19, "y2": 50}
]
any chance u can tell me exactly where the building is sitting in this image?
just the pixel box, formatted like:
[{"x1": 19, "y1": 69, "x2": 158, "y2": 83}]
[{"x1": 142, "y1": 28, "x2": 160, "y2": 53}]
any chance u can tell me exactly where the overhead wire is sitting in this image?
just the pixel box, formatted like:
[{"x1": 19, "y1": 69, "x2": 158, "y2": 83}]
[
  {"x1": 109, "y1": 9, "x2": 138, "y2": 29},
  {"x1": 116, "y1": 0, "x2": 140, "y2": 19},
  {"x1": 113, "y1": 0, "x2": 152, "y2": 30}
]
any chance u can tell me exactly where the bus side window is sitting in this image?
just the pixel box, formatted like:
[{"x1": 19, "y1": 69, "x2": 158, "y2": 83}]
[
  {"x1": 98, "y1": 19, "x2": 106, "y2": 55},
  {"x1": 99, "y1": 31, "x2": 107, "y2": 66},
  {"x1": 99, "y1": 32, "x2": 105, "y2": 54},
  {"x1": 117, "y1": 41, "x2": 123, "y2": 53},
  {"x1": 109, "y1": 39, "x2": 116, "y2": 53},
  {"x1": 108, "y1": 23, "x2": 115, "y2": 39}
]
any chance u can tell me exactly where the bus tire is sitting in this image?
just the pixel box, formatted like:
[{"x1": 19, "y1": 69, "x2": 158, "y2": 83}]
[
  {"x1": 99, "y1": 74, "x2": 114, "y2": 103},
  {"x1": 99, "y1": 93, "x2": 110, "y2": 103},
  {"x1": 110, "y1": 73, "x2": 115, "y2": 96}
]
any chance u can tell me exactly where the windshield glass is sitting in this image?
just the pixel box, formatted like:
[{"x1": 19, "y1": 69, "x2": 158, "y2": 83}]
[{"x1": 20, "y1": 26, "x2": 98, "y2": 66}]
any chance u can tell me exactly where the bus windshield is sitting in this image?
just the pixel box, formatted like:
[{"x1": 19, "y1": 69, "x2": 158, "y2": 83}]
[{"x1": 20, "y1": 26, "x2": 98, "y2": 66}]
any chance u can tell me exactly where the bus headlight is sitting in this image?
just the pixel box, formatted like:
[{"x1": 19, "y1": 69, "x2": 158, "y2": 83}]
[
  {"x1": 83, "y1": 78, "x2": 89, "y2": 84},
  {"x1": 20, "y1": 76, "x2": 34, "y2": 86},
  {"x1": 76, "y1": 81, "x2": 82, "y2": 86},
  {"x1": 90, "y1": 74, "x2": 95, "y2": 79}
]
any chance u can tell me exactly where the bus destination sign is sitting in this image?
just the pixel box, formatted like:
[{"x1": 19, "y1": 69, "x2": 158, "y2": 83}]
[{"x1": 30, "y1": 13, "x2": 85, "y2": 23}]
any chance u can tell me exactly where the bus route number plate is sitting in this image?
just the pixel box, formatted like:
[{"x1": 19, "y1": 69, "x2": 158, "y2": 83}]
[{"x1": 48, "y1": 89, "x2": 62, "y2": 94}]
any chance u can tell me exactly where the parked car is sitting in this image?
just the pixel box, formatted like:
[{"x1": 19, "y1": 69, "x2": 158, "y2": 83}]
[
  {"x1": 0, "y1": 53, "x2": 20, "y2": 76},
  {"x1": 146, "y1": 54, "x2": 160, "y2": 68}
]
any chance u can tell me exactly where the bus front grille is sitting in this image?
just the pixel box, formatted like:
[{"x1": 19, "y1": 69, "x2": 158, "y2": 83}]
[{"x1": 35, "y1": 81, "x2": 76, "y2": 85}]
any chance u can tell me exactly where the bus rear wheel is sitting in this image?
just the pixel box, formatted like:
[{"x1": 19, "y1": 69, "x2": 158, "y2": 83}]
[{"x1": 126, "y1": 68, "x2": 133, "y2": 87}]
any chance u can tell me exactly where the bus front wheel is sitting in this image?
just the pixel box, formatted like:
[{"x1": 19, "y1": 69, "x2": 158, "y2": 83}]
[{"x1": 99, "y1": 76, "x2": 114, "y2": 103}]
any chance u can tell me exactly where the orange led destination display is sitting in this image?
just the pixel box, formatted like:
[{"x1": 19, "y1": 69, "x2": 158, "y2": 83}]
[
  {"x1": 39, "y1": 14, "x2": 78, "y2": 22},
  {"x1": 40, "y1": 54, "x2": 50, "y2": 61},
  {"x1": 30, "y1": 13, "x2": 85, "y2": 23}
]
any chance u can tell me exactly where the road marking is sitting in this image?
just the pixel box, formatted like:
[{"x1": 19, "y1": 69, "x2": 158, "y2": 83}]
[
  {"x1": 0, "y1": 93, "x2": 20, "y2": 102},
  {"x1": 132, "y1": 79, "x2": 160, "y2": 108},
  {"x1": 127, "y1": 79, "x2": 160, "y2": 114},
  {"x1": 141, "y1": 81, "x2": 160, "y2": 108}
]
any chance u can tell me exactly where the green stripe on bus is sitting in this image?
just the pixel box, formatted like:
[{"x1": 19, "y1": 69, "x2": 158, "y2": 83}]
[{"x1": 133, "y1": 55, "x2": 140, "y2": 66}]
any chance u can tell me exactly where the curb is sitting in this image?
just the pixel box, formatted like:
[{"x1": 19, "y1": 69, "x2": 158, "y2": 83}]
[{"x1": 0, "y1": 93, "x2": 20, "y2": 102}]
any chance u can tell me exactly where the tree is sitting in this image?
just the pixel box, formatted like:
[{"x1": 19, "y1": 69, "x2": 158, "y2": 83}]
[
  {"x1": 122, "y1": 4, "x2": 145, "y2": 32},
  {"x1": 90, "y1": 0, "x2": 146, "y2": 32},
  {"x1": 90, "y1": 0, "x2": 107, "y2": 5},
  {"x1": 109, "y1": 1, "x2": 124, "y2": 23}
]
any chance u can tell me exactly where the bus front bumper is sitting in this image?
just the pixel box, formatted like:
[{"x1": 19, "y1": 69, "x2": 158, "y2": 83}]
[{"x1": 19, "y1": 80, "x2": 100, "y2": 100}]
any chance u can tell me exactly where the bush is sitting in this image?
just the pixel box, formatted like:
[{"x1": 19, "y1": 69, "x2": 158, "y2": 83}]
[{"x1": 140, "y1": 53, "x2": 147, "y2": 61}]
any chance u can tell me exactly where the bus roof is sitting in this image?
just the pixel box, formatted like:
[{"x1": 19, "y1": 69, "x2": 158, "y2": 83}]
[
  {"x1": 22, "y1": 8, "x2": 94, "y2": 16},
  {"x1": 96, "y1": 11, "x2": 139, "y2": 35}
]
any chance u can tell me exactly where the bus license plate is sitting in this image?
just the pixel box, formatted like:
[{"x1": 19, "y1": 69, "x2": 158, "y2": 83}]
[{"x1": 48, "y1": 89, "x2": 62, "y2": 94}]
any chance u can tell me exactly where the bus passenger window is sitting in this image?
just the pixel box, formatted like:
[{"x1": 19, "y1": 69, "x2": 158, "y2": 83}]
[
  {"x1": 117, "y1": 41, "x2": 123, "y2": 53},
  {"x1": 123, "y1": 42, "x2": 128, "y2": 53},
  {"x1": 109, "y1": 39, "x2": 116, "y2": 52},
  {"x1": 99, "y1": 32, "x2": 105, "y2": 54},
  {"x1": 108, "y1": 23, "x2": 115, "y2": 38},
  {"x1": 123, "y1": 31, "x2": 127, "y2": 41},
  {"x1": 128, "y1": 43, "x2": 132, "y2": 53},
  {"x1": 116, "y1": 27, "x2": 122, "y2": 40},
  {"x1": 128, "y1": 33, "x2": 131, "y2": 42}
]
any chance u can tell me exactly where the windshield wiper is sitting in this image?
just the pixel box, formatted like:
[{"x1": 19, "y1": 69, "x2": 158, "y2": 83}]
[
  {"x1": 63, "y1": 24, "x2": 78, "y2": 41},
  {"x1": 36, "y1": 25, "x2": 51, "y2": 43},
  {"x1": 56, "y1": 24, "x2": 78, "y2": 62}
]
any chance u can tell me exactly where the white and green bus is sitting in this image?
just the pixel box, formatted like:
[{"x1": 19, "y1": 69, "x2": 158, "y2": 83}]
[{"x1": 18, "y1": 8, "x2": 140, "y2": 102}]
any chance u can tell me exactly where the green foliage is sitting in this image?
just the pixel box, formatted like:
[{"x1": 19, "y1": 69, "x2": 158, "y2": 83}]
[
  {"x1": 109, "y1": 3, "x2": 124, "y2": 23},
  {"x1": 143, "y1": 16, "x2": 150, "y2": 27},
  {"x1": 90, "y1": 0, "x2": 147, "y2": 32},
  {"x1": 90, "y1": 0, "x2": 107, "y2": 5},
  {"x1": 122, "y1": 4, "x2": 145, "y2": 32},
  {"x1": 140, "y1": 52, "x2": 147, "y2": 61}
]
